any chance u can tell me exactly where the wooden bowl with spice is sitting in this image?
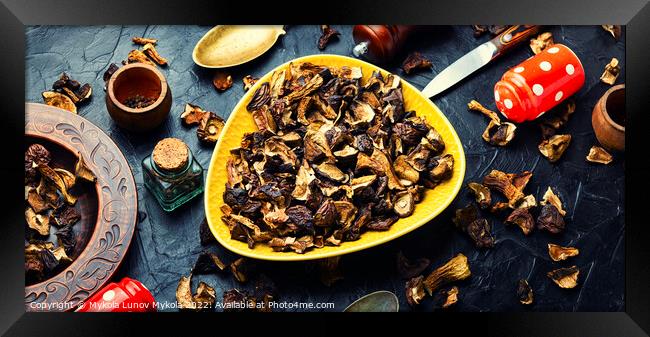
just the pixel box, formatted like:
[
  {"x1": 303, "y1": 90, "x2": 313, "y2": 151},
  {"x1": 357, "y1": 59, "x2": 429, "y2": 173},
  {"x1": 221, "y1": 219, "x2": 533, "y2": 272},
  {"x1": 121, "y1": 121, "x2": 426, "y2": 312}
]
[{"x1": 105, "y1": 63, "x2": 172, "y2": 132}]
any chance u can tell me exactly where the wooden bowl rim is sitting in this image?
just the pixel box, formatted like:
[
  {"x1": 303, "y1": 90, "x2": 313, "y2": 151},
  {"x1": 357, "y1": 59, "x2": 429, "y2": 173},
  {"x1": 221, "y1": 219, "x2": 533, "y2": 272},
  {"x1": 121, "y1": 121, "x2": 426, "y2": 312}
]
[{"x1": 107, "y1": 63, "x2": 168, "y2": 115}]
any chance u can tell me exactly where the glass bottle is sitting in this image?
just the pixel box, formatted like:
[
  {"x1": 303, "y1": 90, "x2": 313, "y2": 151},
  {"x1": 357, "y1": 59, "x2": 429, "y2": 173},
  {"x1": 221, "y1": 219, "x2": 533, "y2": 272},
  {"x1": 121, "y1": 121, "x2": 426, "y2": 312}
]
[{"x1": 142, "y1": 138, "x2": 204, "y2": 212}]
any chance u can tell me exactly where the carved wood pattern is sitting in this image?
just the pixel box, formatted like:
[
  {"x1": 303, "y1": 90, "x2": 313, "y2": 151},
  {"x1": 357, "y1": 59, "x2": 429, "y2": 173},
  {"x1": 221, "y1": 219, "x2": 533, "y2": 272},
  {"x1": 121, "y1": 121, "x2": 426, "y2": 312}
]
[{"x1": 24, "y1": 103, "x2": 137, "y2": 311}]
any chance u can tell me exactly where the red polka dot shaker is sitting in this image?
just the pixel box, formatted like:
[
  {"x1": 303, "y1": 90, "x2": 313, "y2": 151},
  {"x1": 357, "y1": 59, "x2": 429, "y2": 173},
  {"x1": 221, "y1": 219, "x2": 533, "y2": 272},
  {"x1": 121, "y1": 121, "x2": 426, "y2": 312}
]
[
  {"x1": 494, "y1": 44, "x2": 585, "y2": 123},
  {"x1": 75, "y1": 277, "x2": 157, "y2": 312}
]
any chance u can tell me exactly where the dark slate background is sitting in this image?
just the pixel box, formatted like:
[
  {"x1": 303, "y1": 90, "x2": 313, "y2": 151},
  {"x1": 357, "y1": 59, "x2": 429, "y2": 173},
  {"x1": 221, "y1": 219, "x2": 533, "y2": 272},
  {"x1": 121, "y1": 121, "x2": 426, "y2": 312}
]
[{"x1": 25, "y1": 25, "x2": 625, "y2": 312}]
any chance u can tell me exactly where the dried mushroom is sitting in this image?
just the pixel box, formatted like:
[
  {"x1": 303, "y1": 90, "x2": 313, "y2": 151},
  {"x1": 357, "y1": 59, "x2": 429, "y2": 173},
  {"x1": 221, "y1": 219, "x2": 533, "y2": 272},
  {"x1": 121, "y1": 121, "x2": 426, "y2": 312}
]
[
  {"x1": 432, "y1": 286, "x2": 459, "y2": 310},
  {"x1": 142, "y1": 43, "x2": 167, "y2": 65},
  {"x1": 26, "y1": 207, "x2": 50, "y2": 236},
  {"x1": 42, "y1": 91, "x2": 77, "y2": 114},
  {"x1": 127, "y1": 49, "x2": 156, "y2": 66},
  {"x1": 540, "y1": 187, "x2": 565, "y2": 216},
  {"x1": 180, "y1": 103, "x2": 209, "y2": 126},
  {"x1": 51, "y1": 72, "x2": 92, "y2": 105},
  {"x1": 402, "y1": 52, "x2": 432, "y2": 74},
  {"x1": 468, "y1": 99, "x2": 500, "y2": 123},
  {"x1": 505, "y1": 207, "x2": 535, "y2": 235},
  {"x1": 586, "y1": 146, "x2": 613, "y2": 164},
  {"x1": 192, "y1": 251, "x2": 227, "y2": 274},
  {"x1": 75, "y1": 153, "x2": 96, "y2": 183},
  {"x1": 223, "y1": 62, "x2": 452, "y2": 252},
  {"x1": 397, "y1": 251, "x2": 431, "y2": 279},
  {"x1": 199, "y1": 218, "x2": 216, "y2": 245},
  {"x1": 176, "y1": 274, "x2": 216, "y2": 311},
  {"x1": 243, "y1": 75, "x2": 259, "y2": 91},
  {"x1": 601, "y1": 25, "x2": 622, "y2": 40},
  {"x1": 600, "y1": 58, "x2": 620, "y2": 85},
  {"x1": 230, "y1": 257, "x2": 251, "y2": 283},
  {"x1": 483, "y1": 170, "x2": 530, "y2": 208},
  {"x1": 538, "y1": 100, "x2": 576, "y2": 138},
  {"x1": 132, "y1": 36, "x2": 158, "y2": 45},
  {"x1": 405, "y1": 275, "x2": 426, "y2": 306},
  {"x1": 197, "y1": 112, "x2": 226, "y2": 144},
  {"x1": 538, "y1": 134, "x2": 571, "y2": 163},
  {"x1": 529, "y1": 32, "x2": 554, "y2": 54},
  {"x1": 317, "y1": 25, "x2": 340, "y2": 50},
  {"x1": 517, "y1": 279, "x2": 534, "y2": 305},
  {"x1": 548, "y1": 243, "x2": 579, "y2": 262},
  {"x1": 38, "y1": 164, "x2": 76, "y2": 205},
  {"x1": 547, "y1": 266, "x2": 579, "y2": 289},
  {"x1": 213, "y1": 71, "x2": 233, "y2": 91},
  {"x1": 423, "y1": 253, "x2": 471, "y2": 295},
  {"x1": 482, "y1": 119, "x2": 516, "y2": 146},
  {"x1": 452, "y1": 204, "x2": 494, "y2": 248},
  {"x1": 467, "y1": 182, "x2": 491, "y2": 209},
  {"x1": 51, "y1": 205, "x2": 81, "y2": 227},
  {"x1": 537, "y1": 204, "x2": 565, "y2": 234}
]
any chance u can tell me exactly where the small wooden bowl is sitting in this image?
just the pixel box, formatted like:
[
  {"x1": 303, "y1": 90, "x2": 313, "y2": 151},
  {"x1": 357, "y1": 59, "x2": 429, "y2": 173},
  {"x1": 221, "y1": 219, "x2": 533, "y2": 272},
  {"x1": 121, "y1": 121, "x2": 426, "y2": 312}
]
[
  {"x1": 106, "y1": 63, "x2": 172, "y2": 132},
  {"x1": 592, "y1": 84, "x2": 625, "y2": 152}
]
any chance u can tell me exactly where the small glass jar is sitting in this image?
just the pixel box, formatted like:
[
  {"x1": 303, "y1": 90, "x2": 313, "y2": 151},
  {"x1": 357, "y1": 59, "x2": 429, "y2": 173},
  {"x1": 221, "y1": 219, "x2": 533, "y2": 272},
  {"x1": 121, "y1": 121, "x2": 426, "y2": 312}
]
[{"x1": 142, "y1": 138, "x2": 204, "y2": 211}]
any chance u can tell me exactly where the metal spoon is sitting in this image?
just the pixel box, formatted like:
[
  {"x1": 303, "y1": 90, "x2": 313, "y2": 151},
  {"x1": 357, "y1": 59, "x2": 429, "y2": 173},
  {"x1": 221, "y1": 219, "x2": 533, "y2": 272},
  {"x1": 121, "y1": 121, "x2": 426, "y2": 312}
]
[{"x1": 343, "y1": 291, "x2": 399, "y2": 312}]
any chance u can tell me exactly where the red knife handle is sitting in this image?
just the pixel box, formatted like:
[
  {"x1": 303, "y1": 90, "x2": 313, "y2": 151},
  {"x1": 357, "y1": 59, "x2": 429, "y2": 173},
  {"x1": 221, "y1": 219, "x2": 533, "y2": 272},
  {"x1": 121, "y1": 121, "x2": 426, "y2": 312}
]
[{"x1": 491, "y1": 25, "x2": 541, "y2": 57}]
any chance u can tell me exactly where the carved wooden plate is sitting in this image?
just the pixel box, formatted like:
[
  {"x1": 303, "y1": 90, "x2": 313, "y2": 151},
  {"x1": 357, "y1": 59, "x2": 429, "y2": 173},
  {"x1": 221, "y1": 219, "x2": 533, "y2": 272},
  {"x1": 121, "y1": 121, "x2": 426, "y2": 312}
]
[{"x1": 24, "y1": 103, "x2": 137, "y2": 311}]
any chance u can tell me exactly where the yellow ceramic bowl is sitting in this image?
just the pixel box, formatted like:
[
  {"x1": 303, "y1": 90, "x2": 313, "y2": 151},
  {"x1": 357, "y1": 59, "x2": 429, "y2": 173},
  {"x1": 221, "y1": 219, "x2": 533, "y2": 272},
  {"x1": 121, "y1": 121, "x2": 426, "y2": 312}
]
[{"x1": 205, "y1": 54, "x2": 466, "y2": 261}]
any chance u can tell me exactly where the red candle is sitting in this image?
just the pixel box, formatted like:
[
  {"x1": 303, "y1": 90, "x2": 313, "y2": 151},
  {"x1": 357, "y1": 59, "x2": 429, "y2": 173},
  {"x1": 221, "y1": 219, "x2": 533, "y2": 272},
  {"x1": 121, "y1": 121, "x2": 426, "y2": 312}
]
[
  {"x1": 494, "y1": 44, "x2": 585, "y2": 123},
  {"x1": 76, "y1": 277, "x2": 157, "y2": 312}
]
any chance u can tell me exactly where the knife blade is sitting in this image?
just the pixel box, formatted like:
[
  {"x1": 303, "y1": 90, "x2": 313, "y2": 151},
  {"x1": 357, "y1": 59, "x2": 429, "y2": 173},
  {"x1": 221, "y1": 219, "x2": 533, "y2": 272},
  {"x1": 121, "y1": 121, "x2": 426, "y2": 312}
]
[{"x1": 421, "y1": 25, "x2": 540, "y2": 98}]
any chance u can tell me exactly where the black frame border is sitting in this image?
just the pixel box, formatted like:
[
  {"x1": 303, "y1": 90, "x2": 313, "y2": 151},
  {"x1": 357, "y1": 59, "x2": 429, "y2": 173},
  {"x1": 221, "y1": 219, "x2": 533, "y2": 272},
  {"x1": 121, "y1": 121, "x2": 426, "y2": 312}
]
[{"x1": 1, "y1": 0, "x2": 649, "y2": 336}]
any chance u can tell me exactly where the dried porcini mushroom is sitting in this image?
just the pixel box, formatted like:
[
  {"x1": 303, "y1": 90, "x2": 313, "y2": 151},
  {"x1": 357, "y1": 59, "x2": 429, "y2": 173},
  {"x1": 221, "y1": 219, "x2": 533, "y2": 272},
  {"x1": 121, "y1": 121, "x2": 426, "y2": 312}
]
[
  {"x1": 103, "y1": 63, "x2": 120, "y2": 84},
  {"x1": 141, "y1": 43, "x2": 167, "y2": 66},
  {"x1": 318, "y1": 256, "x2": 344, "y2": 287},
  {"x1": 197, "y1": 112, "x2": 226, "y2": 144},
  {"x1": 538, "y1": 134, "x2": 571, "y2": 163},
  {"x1": 548, "y1": 243, "x2": 579, "y2": 262},
  {"x1": 38, "y1": 164, "x2": 76, "y2": 205},
  {"x1": 212, "y1": 71, "x2": 233, "y2": 91},
  {"x1": 27, "y1": 189, "x2": 49, "y2": 213},
  {"x1": 26, "y1": 207, "x2": 50, "y2": 236},
  {"x1": 423, "y1": 253, "x2": 471, "y2": 295},
  {"x1": 51, "y1": 205, "x2": 81, "y2": 227},
  {"x1": 397, "y1": 251, "x2": 431, "y2": 279},
  {"x1": 176, "y1": 274, "x2": 216, "y2": 311},
  {"x1": 127, "y1": 49, "x2": 156, "y2": 66},
  {"x1": 75, "y1": 152, "x2": 96, "y2": 183},
  {"x1": 482, "y1": 119, "x2": 516, "y2": 146},
  {"x1": 432, "y1": 286, "x2": 459, "y2": 310},
  {"x1": 586, "y1": 146, "x2": 613, "y2": 164},
  {"x1": 243, "y1": 75, "x2": 259, "y2": 91},
  {"x1": 540, "y1": 187, "x2": 565, "y2": 216},
  {"x1": 192, "y1": 251, "x2": 227, "y2": 274},
  {"x1": 467, "y1": 100, "x2": 500, "y2": 123},
  {"x1": 317, "y1": 25, "x2": 340, "y2": 50},
  {"x1": 538, "y1": 100, "x2": 576, "y2": 138},
  {"x1": 405, "y1": 275, "x2": 426, "y2": 306},
  {"x1": 517, "y1": 279, "x2": 534, "y2": 305},
  {"x1": 547, "y1": 266, "x2": 579, "y2": 289},
  {"x1": 505, "y1": 207, "x2": 535, "y2": 235},
  {"x1": 601, "y1": 25, "x2": 622, "y2": 40},
  {"x1": 600, "y1": 58, "x2": 620, "y2": 85},
  {"x1": 529, "y1": 32, "x2": 554, "y2": 54},
  {"x1": 180, "y1": 103, "x2": 209, "y2": 126},
  {"x1": 402, "y1": 52, "x2": 432, "y2": 74},
  {"x1": 42, "y1": 91, "x2": 77, "y2": 114},
  {"x1": 132, "y1": 36, "x2": 158, "y2": 45},
  {"x1": 225, "y1": 62, "x2": 452, "y2": 252},
  {"x1": 230, "y1": 257, "x2": 251, "y2": 283},
  {"x1": 452, "y1": 204, "x2": 494, "y2": 248},
  {"x1": 537, "y1": 204, "x2": 565, "y2": 234},
  {"x1": 51, "y1": 72, "x2": 92, "y2": 105},
  {"x1": 467, "y1": 182, "x2": 491, "y2": 209},
  {"x1": 483, "y1": 170, "x2": 529, "y2": 208}
]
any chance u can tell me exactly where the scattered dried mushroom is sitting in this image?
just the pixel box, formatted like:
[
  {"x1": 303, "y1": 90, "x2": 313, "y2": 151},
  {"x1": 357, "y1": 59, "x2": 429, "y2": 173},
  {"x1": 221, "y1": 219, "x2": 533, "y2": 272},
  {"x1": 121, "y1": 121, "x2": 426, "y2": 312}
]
[
  {"x1": 432, "y1": 286, "x2": 459, "y2": 310},
  {"x1": 318, "y1": 25, "x2": 340, "y2": 50},
  {"x1": 179, "y1": 103, "x2": 225, "y2": 144},
  {"x1": 126, "y1": 38, "x2": 168, "y2": 67},
  {"x1": 176, "y1": 274, "x2": 216, "y2": 311},
  {"x1": 547, "y1": 243, "x2": 579, "y2": 261},
  {"x1": 42, "y1": 91, "x2": 76, "y2": 114},
  {"x1": 586, "y1": 146, "x2": 613, "y2": 164},
  {"x1": 222, "y1": 62, "x2": 453, "y2": 253},
  {"x1": 468, "y1": 100, "x2": 516, "y2": 146},
  {"x1": 547, "y1": 266, "x2": 579, "y2": 289},
  {"x1": 529, "y1": 32, "x2": 554, "y2": 54},
  {"x1": 213, "y1": 71, "x2": 233, "y2": 92},
  {"x1": 601, "y1": 25, "x2": 622, "y2": 40},
  {"x1": 24, "y1": 144, "x2": 96, "y2": 283},
  {"x1": 517, "y1": 279, "x2": 534, "y2": 305},
  {"x1": 243, "y1": 75, "x2": 259, "y2": 91},
  {"x1": 600, "y1": 58, "x2": 620, "y2": 85},
  {"x1": 538, "y1": 134, "x2": 571, "y2": 162},
  {"x1": 453, "y1": 204, "x2": 494, "y2": 248},
  {"x1": 402, "y1": 52, "x2": 432, "y2": 74},
  {"x1": 505, "y1": 207, "x2": 535, "y2": 235},
  {"x1": 422, "y1": 253, "x2": 471, "y2": 295},
  {"x1": 43, "y1": 73, "x2": 93, "y2": 113},
  {"x1": 467, "y1": 182, "x2": 491, "y2": 209},
  {"x1": 538, "y1": 100, "x2": 576, "y2": 139},
  {"x1": 132, "y1": 36, "x2": 158, "y2": 45},
  {"x1": 142, "y1": 43, "x2": 167, "y2": 65}
]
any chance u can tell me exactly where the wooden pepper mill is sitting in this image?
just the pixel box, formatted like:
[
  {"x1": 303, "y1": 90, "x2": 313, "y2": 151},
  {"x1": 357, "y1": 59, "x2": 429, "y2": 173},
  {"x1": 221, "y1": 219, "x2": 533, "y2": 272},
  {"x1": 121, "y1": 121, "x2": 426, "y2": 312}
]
[{"x1": 352, "y1": 25, "x2": 418, "y2": 64}]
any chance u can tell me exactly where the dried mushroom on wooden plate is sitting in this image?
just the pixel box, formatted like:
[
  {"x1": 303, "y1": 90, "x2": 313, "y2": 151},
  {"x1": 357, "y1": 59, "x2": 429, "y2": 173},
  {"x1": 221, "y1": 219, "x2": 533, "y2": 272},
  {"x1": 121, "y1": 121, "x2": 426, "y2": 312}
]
[{"x1": 205, "y1": 55, "x2": 464, "y2": 261}]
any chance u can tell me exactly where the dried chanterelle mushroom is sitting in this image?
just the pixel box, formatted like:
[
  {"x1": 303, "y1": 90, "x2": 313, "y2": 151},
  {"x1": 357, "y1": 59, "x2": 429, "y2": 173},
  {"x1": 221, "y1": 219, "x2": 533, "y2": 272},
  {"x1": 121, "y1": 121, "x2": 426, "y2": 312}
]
[
  {"x1": 586, "y1": 146, "x2": 613, "y2": 164},
  {"x1": 547, "y1": 266, "x2": 579, "y2": 289},
  {"x1": 548, "y1": 243, "x2": 579, "y2": 261},
  {"x1": 222, "y1": 62, "x2": 453, "y2": 253},
  {"x1": 600, "y1": 58, "x2": 620, "y2": 85}
]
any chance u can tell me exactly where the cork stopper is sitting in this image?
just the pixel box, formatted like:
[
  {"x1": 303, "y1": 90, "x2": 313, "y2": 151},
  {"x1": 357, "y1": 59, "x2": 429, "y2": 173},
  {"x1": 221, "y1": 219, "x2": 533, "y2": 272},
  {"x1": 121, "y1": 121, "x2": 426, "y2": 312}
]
[{"x1": 152, "y1": 138, "x2": 189, "y2": 172}]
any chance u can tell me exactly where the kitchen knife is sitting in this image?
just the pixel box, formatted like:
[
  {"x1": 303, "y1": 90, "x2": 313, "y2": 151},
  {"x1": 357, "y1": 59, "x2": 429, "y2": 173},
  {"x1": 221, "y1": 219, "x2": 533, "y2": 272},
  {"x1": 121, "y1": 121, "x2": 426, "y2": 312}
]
[{"x1": 421, "y1": 25, "x2": 540, "y2": 98}]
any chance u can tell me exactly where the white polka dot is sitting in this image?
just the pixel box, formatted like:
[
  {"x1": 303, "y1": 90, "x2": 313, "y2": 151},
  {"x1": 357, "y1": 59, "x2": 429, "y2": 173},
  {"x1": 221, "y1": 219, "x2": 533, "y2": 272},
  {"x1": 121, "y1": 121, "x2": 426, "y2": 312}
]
[
  {"x1": 103, "y1": 290, "x2": 116, "y2": 302},
  {"x1": 540, "y1": 61, "x2": 552, "y2": 71},
  {"x1": 537, "y1": 111, "x2": 547, "y2": 118},
  {"x1": 494, "y1": 91, "x2": 500, "y2": 101},
  {"x1": 555, "y1": 91, "x2": 563, "y2": 101},
  {"x1": 532, "y1": 84, "x2": 544, "y2": 96},
  {"x1": 566, "y1": 64, "x2": 575, "y2": 75},
  {"x1": 504, "y1": 99, "x2": 513, "y2": 109},
  {"x1": 547, "y1": 47, "x2": 560, "y2": 54},
  {"x1": 514, "y1": 67, "x2": 525, "y2": 73}
]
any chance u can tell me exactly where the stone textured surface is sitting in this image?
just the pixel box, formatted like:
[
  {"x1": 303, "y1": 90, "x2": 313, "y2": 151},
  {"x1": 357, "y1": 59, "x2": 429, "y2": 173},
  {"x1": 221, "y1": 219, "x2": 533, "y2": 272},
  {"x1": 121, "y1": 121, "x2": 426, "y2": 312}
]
[{"x1": 25, "y1": 25, "x2": 625, "y2": 311}]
